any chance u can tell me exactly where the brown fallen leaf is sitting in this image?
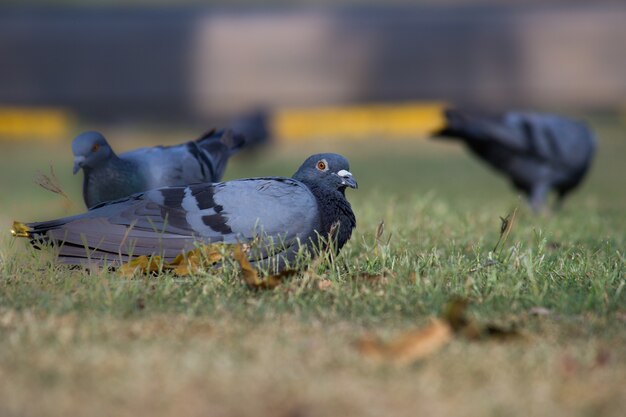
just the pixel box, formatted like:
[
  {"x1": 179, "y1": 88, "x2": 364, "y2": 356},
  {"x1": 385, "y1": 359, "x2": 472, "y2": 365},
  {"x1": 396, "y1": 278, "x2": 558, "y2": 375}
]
[
  {"x1": 356, "y1": 297, "x2": 524, "y2": 365},
  {"x1": 11, "y1": 221, "x2": 29, "y2": 238},
  {"x1": 357, "y1": 318, "x2": 453, "y2": 365},
  {"x1": 442, "y1": 297, "x2": 521, "y2": 341},
  {"x1": 442, "y1": 297, "x2": 471, "y2": 331},
  {"x1": 119, "y1": 244, "x2": 224, "y2": 277},
  {"x1": 232, "y1": 244, "x2": 298, "y2": 290},
  {"x1": 119, "y1": 255, "x2": 163, "y2": 277},
  {"x1": 169, "y1": 245, "x2": 224, "y2": 275}
]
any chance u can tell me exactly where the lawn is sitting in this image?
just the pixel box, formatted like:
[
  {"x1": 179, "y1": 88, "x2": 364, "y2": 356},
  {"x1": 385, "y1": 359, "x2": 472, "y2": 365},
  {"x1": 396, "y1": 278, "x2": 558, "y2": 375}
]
[{"x1": 0, "y1": 116, "x2": 625, "y2": 417}]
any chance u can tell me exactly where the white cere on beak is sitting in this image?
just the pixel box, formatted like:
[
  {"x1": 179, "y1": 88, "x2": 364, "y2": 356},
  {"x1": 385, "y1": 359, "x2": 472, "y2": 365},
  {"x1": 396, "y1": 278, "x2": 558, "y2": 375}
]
[{"x1": 337, "y1": 169, "x2": 352, "y2": 178}]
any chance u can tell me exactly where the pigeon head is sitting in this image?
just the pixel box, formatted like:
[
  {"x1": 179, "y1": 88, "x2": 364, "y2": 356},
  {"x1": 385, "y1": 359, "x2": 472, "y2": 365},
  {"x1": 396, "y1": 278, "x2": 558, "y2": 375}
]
[
  {"x1": 293, "y1": 153, "x2": 357, "y2": 192},
  {"x1": 71, "y1": 131, "x2": 114, "y2": 174}
]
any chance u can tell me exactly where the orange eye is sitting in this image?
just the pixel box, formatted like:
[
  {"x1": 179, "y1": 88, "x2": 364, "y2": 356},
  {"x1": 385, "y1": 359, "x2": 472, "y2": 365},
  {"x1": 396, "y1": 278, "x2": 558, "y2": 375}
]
[
  {"x1": 91, "y1": 144, "x2": 100, "y2": 152},
  {"x1": 316, "y1": 160, "x2": 327, "y2": 171}
]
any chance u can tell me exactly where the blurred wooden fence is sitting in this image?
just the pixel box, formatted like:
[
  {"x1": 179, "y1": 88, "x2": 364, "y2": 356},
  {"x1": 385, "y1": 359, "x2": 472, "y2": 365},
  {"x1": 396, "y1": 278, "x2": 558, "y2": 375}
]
[{"x1": 1, "y1": 4, "x2": 625, "y2": 124}]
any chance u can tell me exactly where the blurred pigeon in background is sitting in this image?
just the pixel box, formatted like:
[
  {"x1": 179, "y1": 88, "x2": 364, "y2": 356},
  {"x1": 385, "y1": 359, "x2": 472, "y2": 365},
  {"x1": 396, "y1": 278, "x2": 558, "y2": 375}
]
[
  {"x1": 72, "y1": 129, "x2": 244, "y2": 208},
  {"x1": 229, "y1": 109, "x2": 271, "y2": 150},
  {"x1": 15, "y1": 153, "x2": 357, "y2": 271},
  {"x1": 434, "y1": 108, "x2": 596, "y2": 211}
]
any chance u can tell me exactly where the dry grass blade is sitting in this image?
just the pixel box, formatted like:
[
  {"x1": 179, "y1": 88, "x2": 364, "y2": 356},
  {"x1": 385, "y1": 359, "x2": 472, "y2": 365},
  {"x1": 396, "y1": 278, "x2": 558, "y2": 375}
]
[
  {"x1": 375, "y1": 219, "x2": 384, "y2": 255},
  {"x1": 34, "y1": 165, "x2": 71, "y2": 201},
  {"x1": 376, "y1": 220, "x2": 385, "y2": 242},
  {"x1": 357, "y1": 319, "x2": 453, "y2": 365},
  {"x1": 493, "y1": 206, "x2": 518, "y2": 252},
  {"x1": 374, "y1": 219, "x2": 392, "y2": 255}
]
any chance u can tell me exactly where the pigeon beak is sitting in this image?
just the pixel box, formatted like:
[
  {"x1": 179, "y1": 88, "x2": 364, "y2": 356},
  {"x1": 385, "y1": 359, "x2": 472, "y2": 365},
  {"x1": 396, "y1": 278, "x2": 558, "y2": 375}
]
[
  {"x1": 337, "y1": 169, "x2": 358, "y2": 189},
  {"x1": 73, "y1": 156, "x2": 85, "y2": 174}
]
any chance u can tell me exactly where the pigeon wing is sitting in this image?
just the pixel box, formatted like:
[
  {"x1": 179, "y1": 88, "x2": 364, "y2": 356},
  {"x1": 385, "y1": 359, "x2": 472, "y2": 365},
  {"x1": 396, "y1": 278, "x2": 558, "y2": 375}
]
[
  {"x1": 440, "y1": 109, "x2": 596, "y2": 168},
  {"x1": 121, "y1": 129, "x2": 244, "y2": 188},
  {"x1": 505, "y1": 113, "x2": 596, "y2": 170},
  {"x1": 27, "y1": 178, "x2": 320, "y2": 266}
]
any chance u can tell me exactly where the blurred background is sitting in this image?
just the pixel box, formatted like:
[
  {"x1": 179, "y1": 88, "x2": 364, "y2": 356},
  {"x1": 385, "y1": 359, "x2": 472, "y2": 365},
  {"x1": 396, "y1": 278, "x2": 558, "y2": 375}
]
[
  {"x1": 0, "y1": 0, "x2": 625, "y2": 219},
  {"x1": 2, "y1": 1, "x2": 626, "y2": 133}
]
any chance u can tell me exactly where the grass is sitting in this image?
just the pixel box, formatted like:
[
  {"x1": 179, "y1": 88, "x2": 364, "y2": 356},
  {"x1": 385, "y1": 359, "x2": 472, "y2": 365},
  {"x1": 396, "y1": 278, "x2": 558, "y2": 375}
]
[{"x1": 0, "y1": 117, "x2": 625, "y2": 417}]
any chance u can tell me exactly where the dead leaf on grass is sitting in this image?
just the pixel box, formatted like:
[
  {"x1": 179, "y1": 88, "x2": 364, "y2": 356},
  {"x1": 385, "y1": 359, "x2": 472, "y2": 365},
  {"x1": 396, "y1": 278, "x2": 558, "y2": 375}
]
[
  {"x1": 119, "y1": 255, "x2": 163, "y2": 277},
  {"x1": 119, "y1": 244, "x2": 224, "y2": 277},
  {"x1": 356, "y1": 297, "x2": 524, "y2": 365},
  {"x1": 169, "y1": 245, "x2": 223, "y2": 275},
  {"x1": 232, "y1": 244, "x2": 298, "y2": 290},
  {"x1": 442, "y1": 297, "x2": 521, "y2": 341},
  {"x1": 356, "y1": 318, "x2": 453, "y2": 365},
  {"x1": 11, "y1": 221, "x2": 30, "y2": 238}
]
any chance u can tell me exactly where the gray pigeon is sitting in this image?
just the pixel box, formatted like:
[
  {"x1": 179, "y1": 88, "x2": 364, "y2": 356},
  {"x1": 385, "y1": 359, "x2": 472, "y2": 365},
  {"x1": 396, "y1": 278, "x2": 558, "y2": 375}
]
[
  {"x1": 16, "y1": 153, "x2": 357, "y2": 272},
  {"x1": 72, "y1": 129, "x2": 245, "y2": 209},
  {"x1": 434, "y1": 108, "x2": 596, "y2": 211}
]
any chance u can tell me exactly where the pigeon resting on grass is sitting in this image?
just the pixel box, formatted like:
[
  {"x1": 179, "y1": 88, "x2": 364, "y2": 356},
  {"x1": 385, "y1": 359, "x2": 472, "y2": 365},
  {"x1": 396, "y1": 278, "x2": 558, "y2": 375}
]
[
  {"x1": 14, "y1": 153, "x2": 357, "y2": 272},
  {"x1": 72, "y1": 129, "x2": 244, "y2": 209},
  {"x1": 434, "y1": 109, "x2": 596, "y2": 211}
]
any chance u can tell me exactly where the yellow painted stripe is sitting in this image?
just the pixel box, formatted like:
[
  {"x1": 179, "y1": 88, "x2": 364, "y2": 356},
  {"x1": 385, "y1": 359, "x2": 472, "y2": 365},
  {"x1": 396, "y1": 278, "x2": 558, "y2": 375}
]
[
  {"x1": 273, "y1": 102, "x2": 447, "y2": 142},
  {"x1": 0, "y1": 107, "x2": 74, "y2": 141}
]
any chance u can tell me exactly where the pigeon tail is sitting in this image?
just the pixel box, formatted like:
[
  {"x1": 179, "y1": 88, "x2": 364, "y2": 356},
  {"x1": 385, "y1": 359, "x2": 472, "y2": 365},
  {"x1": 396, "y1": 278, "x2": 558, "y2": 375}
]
[
  {"x1": 194, "y1": 128, "x2": 246, "y2": 155},
  {"x1": 229, "y1": 110, "x2": 271, "y2": 149}
]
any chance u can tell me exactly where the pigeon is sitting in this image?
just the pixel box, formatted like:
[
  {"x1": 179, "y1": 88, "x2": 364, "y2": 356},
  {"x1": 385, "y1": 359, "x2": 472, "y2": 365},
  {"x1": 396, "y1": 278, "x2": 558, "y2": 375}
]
[
  {"x1": 14, "y1": 153, "x2": 357, "y2": 272},
  {"x1": 72, "y1": 128, "x2": 245, "y2": 209},
  {"x1": 434, "y1": 108, "x2": 596, "y2": 211}
]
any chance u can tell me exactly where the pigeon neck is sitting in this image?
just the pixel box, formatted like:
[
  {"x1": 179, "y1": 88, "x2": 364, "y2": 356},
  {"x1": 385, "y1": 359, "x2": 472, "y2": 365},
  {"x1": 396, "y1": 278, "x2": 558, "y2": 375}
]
[
  {"x1": 304, "y1": 182, "x2": 356, "y2": 252},
  {"x1": 82, "y1": 157, "x2": 142, "y2": 208}
]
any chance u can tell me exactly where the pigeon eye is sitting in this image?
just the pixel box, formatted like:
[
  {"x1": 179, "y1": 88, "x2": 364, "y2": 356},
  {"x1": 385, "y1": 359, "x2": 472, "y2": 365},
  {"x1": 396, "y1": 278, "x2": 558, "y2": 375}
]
[
  {"x1": 316, "y1": 160, "x2": 327, "y2": 171},
  {"x1": 91, "y1": 144, "x2": 100, "y2": 152}
]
